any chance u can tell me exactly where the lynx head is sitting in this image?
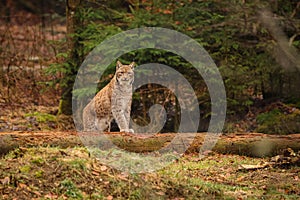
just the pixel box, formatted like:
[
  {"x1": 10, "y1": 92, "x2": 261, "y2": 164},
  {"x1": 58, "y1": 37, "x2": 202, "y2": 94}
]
[{"x1": 115, "y1": 60, "x2": 135, "y2": 86}]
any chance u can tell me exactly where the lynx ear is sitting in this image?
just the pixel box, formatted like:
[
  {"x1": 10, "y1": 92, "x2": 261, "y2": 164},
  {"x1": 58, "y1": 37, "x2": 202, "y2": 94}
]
[
  {"x1": 116, "y1": 60, "x2": 122, "y2": 70},
  {"x1": 129, "y1": 62, "x2": 135, "y2": 69}
]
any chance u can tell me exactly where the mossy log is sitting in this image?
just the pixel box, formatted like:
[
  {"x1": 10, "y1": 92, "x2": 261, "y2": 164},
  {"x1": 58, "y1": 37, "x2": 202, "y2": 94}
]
[{"x1": 1, "y1": 132, "x2": 300, "y2": 157}]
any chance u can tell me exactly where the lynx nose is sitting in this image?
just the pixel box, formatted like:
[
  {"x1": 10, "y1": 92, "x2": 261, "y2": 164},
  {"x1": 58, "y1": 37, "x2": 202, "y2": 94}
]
[{"x1": 122, "y1": 76, "x2": 130, "y2": 81}]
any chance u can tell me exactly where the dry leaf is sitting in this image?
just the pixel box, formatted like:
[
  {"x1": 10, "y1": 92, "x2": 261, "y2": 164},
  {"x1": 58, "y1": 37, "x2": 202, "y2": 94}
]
[
  {"x1": 163, "y1": 10, "x2": 172, "y2": 14},
  {"x1": 100, "y1": 165, "x2": 108, "y2": 171},
  {"x1": 44, "y1": 193, "x2": 58, "y2": 199},
  {"x1": 1, "y1": 176, "x2": 10, "y2": 185},
  {"x1": 104, "y1": 181, "x2": 110, "y2": 185},
  {"x1": 33, "y1": 191, "x2": 42, "y2": 196},
  {"x1": 92, "y1": 170, "x2": 100, "y2": 176},
  {"x1": 236, "y1": 176, "x2": 246, "y2": 182},
  {"x1": 117, "y1": 174, "x2": 128, "y2": 181},
  {"x1": 155, "y1": 191, "x2": 165, "y2": 196},
  {"x1": 133, "y1": 182, "x2": 138, "y2": 187},
  {"x1": 238, "y1": 164, "x2": 267, "y2": 171},
  {"x1": 18, "y1": 183, "x2": 27, "y2": 189}
]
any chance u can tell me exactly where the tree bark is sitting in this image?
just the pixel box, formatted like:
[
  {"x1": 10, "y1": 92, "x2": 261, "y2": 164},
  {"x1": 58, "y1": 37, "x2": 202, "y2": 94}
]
[
  {"x1": 58, "y1": 0, "x2": 83, "y2": 115},
  {"x1": 1, "y1": 132, "x2": 300, "y2": 158}
]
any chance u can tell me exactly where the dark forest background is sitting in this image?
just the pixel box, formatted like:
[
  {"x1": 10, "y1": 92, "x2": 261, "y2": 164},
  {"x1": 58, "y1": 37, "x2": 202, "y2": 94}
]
[{"x1": 0, "y1": 0, "x2": 299, "y2": 134}]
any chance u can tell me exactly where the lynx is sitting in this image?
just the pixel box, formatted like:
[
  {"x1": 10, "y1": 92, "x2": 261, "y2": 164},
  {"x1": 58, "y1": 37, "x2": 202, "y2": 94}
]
[{"x1": 83, "y1": 61, "x2": 135, "y2": 133}]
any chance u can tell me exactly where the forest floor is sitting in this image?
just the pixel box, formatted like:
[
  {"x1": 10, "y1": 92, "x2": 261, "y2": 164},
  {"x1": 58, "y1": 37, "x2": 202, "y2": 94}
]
[
  {"x1": 0, "y1": 105, "x2": 300, "y2": 199},
  {"x1": 0, "y1": 144, "x2": 299, "y2": 200}
]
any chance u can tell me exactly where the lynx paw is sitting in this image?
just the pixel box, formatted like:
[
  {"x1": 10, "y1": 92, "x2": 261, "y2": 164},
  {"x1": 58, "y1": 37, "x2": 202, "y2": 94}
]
[
  {"x1": 128, "y1": 129, "x2": 134, "y2": 133},
  {"x1": 120, "y1": 129, "x2": 134, "y2": 133}
]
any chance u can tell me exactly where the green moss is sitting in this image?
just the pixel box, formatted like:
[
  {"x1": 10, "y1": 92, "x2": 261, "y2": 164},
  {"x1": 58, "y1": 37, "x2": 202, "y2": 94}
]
[
  {"x1": 34, "y1": 170, "x2": 44, "y2": 178},
  {"x1": 19, "y1": 165, "x2": 31, "y2": 173},
  {"x1": 58, "y1": 99, "x2": 73, "y2": 115},
  {"x1": 31, "y1": 157, "x2": 45, "y2": 166},
  {"x1": 67, "y1": 159, "x2": 87, "y2": 170},
  {"x1": 24, "y1": 111, "x2": 56, "y2": 123},
  {"x1": 60, "y1": 178, "x2": 83, "y2": 199},
  {"x1": 91, "y1": 192, "x2": 104, "y2": 199},
  {"x1": 129, "y1": 189, "x2": 143, "y2": 200}
]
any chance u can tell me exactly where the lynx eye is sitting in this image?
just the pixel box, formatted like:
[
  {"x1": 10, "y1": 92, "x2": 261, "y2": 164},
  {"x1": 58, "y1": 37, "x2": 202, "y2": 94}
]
[{"x1": 117, "y1": 72, "x2": 124, "y2": 76}]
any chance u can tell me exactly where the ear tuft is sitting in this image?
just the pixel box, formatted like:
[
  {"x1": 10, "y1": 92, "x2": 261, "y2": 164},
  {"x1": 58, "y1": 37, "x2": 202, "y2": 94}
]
[
  {"x1": 129, "y1": 62, "x2": 135, "y2": 69},
  {"x1": 116, "y1": 60, "x2": 122, "y2": 70}
]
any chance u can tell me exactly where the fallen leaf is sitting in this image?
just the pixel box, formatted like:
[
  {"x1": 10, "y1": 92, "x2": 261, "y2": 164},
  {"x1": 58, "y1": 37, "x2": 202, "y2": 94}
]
[
  {"x1": 1, "y1": 176, "x2": 10, "y2": 185},
  {"x1": 163, "y1": 10, "x2": 172, "y2": 14},
  {"x1": 33, "y1": 191, "x2": 42, "y2": 196},
  {"x1": 18, "y1": 183, "x2": 27, "y2": 189},
  {"x1": 238, "y1": 164, "x2": 267, "y2": 171},
  {"x1": 117, "y1": 174, "x2": 128, "y2": 181},
  {"x1": 100, "y1": 165, "x2": 108, "y2": 171},
  {"x1": 104, "y1": 181, "x2": 110, "y2": 185},
  {"x1": 133, "y1": 182, "x2": 138, "y2": 187},
  {"x1": 44, "y1": 193, "x2": 59, "y2": 199},
  {"x1": 92, "y1": 170, "x2": 100, "y2": 176},
  {"x1": 156, "y1": 191, "x2": 165, "y2": 196},
  {"x1": 236, "y1": 176, "x2": 246, "y2": 182},
  {"x1": 107, "y1": 195, "x2": 113, "y2": 200}
]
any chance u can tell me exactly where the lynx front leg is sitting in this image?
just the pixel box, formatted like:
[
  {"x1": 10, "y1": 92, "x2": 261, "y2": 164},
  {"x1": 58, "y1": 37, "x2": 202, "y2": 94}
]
[
  {"x1": 111, "y1": 106, "x2": 131, "y2": 133},
  {"x1": 125, "y1": 100, "x2": 134, "y2": 133}
]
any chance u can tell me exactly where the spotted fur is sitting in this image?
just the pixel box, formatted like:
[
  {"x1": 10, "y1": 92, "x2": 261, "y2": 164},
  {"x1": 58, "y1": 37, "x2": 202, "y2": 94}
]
[{"x1": 83, "y1": 61, "x2": 135, "y2": 133}]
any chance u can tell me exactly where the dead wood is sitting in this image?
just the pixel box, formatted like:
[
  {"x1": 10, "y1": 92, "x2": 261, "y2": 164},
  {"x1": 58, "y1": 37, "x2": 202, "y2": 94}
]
[{"x1": 1, "y1": 132, "x2": 300, "y2": 158}]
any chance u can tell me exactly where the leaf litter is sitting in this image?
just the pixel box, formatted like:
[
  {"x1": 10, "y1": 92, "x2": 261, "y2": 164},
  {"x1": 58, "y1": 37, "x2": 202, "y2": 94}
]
[{"x1": 0, "y1": 146, "x2": 299, "y2": 199}]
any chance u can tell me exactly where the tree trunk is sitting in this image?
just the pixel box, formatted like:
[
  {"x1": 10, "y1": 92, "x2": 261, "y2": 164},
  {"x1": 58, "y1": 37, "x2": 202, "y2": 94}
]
[{"x1": 58, "y1": 0, "x2": 83, "y2": 115}]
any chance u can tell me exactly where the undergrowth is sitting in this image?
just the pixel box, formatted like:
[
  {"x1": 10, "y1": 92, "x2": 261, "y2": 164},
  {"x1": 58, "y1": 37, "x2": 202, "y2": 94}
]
[{"x1": 256, "y1": 109, "x2": 300, "y2": 134}]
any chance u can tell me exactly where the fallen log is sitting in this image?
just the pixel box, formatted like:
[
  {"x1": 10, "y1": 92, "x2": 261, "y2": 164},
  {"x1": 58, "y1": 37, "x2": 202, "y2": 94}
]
[{"x1": 1, "y1": 131, "x2": 300, "y2": 157}]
